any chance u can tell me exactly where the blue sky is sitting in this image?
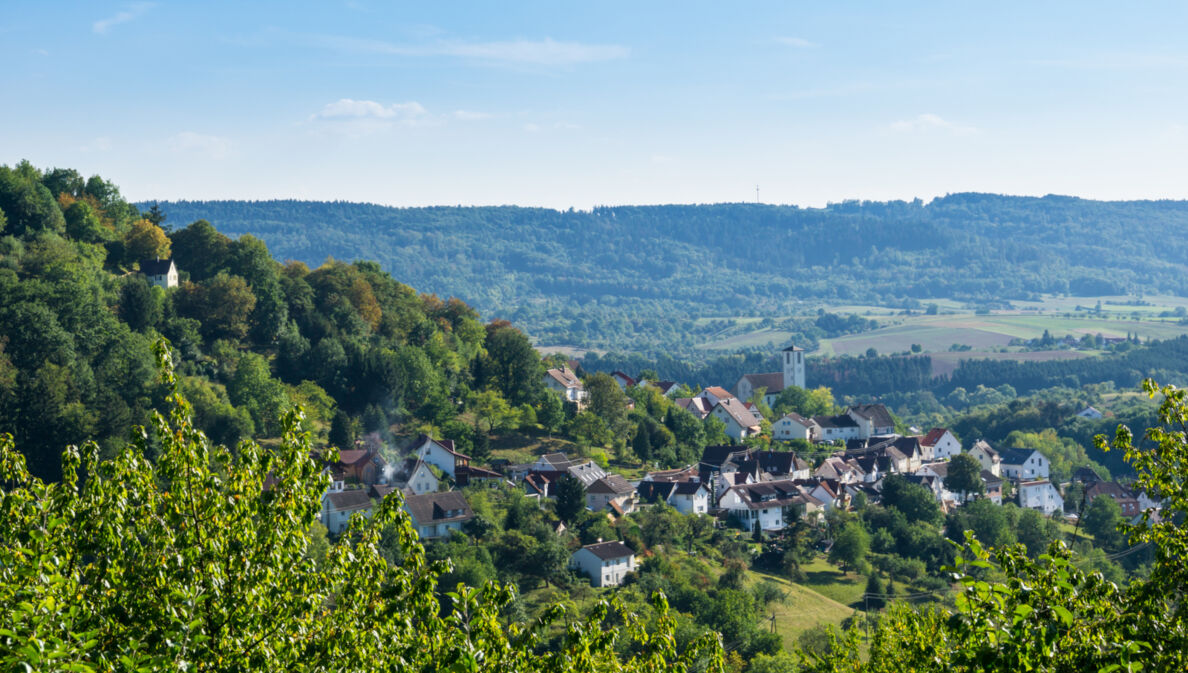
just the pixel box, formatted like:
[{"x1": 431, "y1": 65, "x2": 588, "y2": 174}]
[{"x1": 3, "y1": 1, "x2": 1187, "y2": 208}]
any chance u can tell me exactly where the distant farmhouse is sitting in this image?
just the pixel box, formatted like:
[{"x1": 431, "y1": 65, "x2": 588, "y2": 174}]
[{"x1": 140, "y1": 257, "x2": 178, "y2": 289}]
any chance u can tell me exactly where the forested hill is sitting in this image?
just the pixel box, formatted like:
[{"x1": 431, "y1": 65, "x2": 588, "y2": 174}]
[{"x1": 152, "y1": 195, "x2": 1188, "y2": 354}]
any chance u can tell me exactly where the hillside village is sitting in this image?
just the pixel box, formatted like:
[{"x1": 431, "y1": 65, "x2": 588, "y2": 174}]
[{"x1": 317, "y1": 342, "x2": 1159, "y2": 594}]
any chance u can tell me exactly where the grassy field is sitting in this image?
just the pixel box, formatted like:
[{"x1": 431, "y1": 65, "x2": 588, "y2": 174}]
[
  {"x1": 693, "y1": 294, "x2": 1188, "y2": 358},
  {"x1": 745, "y1": 569, "x2": 857, "y2": 648}
]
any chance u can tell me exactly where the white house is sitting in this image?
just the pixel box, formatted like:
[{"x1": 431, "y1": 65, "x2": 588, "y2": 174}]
[
  {"x1": 773, "y1": 412, "x2": 818, "y2": 441},
  {"x1": 140, "y1": 257, "x2": 178, "y2": 289},
  {"x1": 321, "y1": 489, "x2": 373, "y2": 535},
  {"x1": 1076, "y1": 406, "x2": 1104, "y2": 420},
  {"x1": 999, "y1": 448, "x2": 1050, "y2": 481},
  {"x1": 847, "y1": 404, "x2": 896, "y2": 439},
  {"x1": 674, "y1": 396, "x2": 713, "y2": 420},
  {"x1": 570, "y1": 541, "x2": 636, "y2": 587},
  {"x1": 813, "y1": 414, "x2": 861, "y2": 442},
  {"x1": 719, "y1": 480, "x2": 807, "y2": 531},
  {"x1": 408, "y1": 434, "x2": 471, "y2": 479},
  {"x1": 921, "y1": 428, "x2": 962, "y2": 461},
  {"x1": 1018, "y1": 480, "x2": 1064, "y2": 515},
  {"x1": 711, "y1": 398, "x2": 763, "y2": 441},
  {"x1": 403, "y1": 491, "x2": 474, "y2": 539},
  {"x1": 636, "y1": 480, "x2": 711, "y2": 515},
  {"x1": 544, "y1": 366, "x2": 587, "y2": 404},
  {"x1": 389, "y1": 458, "x2": 439, "y2": 495},
  {"x1": 969, "y1": 440, "x2": 1002, "y2": 477}
]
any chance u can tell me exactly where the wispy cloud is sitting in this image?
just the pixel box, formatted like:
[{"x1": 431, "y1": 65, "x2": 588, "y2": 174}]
[
  {"x1": 313, "y1": 98, "x2": 428, "y2": 122},
  {"x1": 890, "y1": 113, "x2": 979, "y2": 136},
  {"x1": 93, "y1": 2, "x2": 154, "y2": 35},
  {"x1": 452, "y1": 109, "x2": 491, "y2": 121},
  {"x1": 1026, "y1": 52, "x2": 1188, "y2": 70},
  {"x1": 776, "y1": 36, "x2": 818, "y2": 49},
  {"x1": 293, "y1": 31, "x2": 629, "y2": 66},
  {"x1": 168, "y1": 131, "x2": 233, "y2": 159}
]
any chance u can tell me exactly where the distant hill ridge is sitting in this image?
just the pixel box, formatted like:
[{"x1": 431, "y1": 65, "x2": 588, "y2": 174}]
[{"x1": 147, "y1": 195, "x2": 1188, "y2": 353}]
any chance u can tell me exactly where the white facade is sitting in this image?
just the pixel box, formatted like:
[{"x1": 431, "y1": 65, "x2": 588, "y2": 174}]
[
  {"x1": 969, "y1": 442, "x2": 1002, "y2": 477},
  {"x1": 773, "y1": 414, "x2": 816, "y2": 441},
  {"x1": 414, "y1": 437, "x2": 463, "y2": 478},
  {"x1": 403, "y1": 462, "x2": 439, "y2": 495},
  {"x1": 1018, "y1": 480, "x2": 1063, "y2": 515},
  {"x1": 1001, "y1": 451, "x2": 1050, "y2": 481},
  {"x1": 711, "y1": 402, "x2": 760, "y2": 441},
  {"x1": 719, "y1": 489, "x2": 789, "y2": 531},
  {"x1": 570, "y1": 543, "x2": 636, "y2": 588},
  {"x1": 782, "y1": 345, "x2": 806, "y2": 390},
  {"x1": 928, "y1": 430, "x2": 963, "y2": 460},
  {"x1": 670, "y1": 484, "x2": 710, "y2": 514}
]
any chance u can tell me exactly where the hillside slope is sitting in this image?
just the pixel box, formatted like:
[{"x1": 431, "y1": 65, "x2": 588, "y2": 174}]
[{"x1": 150, "y1": 196, "x2": 1188, "y2": 354}]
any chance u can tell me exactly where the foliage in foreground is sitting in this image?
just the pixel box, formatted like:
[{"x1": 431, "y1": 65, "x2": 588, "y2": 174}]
[
  {"x1": 0, "y1": 342, "x2": 723, "y2": 672},
  {"x1": 805, "y1": 378, "x2": 1188, "y2": 672}
]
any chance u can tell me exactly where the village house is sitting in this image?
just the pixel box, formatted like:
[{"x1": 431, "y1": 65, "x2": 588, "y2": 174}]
[
  {"x1": 333, "y1": 447, "x2": 388, "y2": 486},
  {"x1": 719, "y1": 480, "x2": 811, "y2": 532},
  {"x1": 711, "y1": 398, "x2": 763, "y2": 441},
  {"x1": 636, "y1": 480, "x2": 712, "y2": 515},
  {"x1": 847, "y1": 404, "x2": 896, "y2": 439},
  {"x1": 544, "y1": 366, "x2": 587, "y2": 405},
  {"x1": 388, "y1": 457, "x2": 439, "y2": 495},
  {"x1": 321, "y1": 489, "x2": 373, "y2": 535},
  {"x1": 407, "y1": 434, "x2": 471, "y2": 479},
  {"x1": 813, "y1": 413, "x2": 861, "y2": 441},
  {"x1": 610, "y1": 371, "x2": 637, "y2": 390},
  {"x1": 531, "y1": 452, "x2": 607, "y2": 487},
  {"x1": 1018, "y1": 479, "x2": 1064, "y2": 515},
  {"x1": 698, "y1": 386, "x2": 736, "y2": 407},
  {"x1": 1076, "y1": 406, "x2": 1104, "y2": 420},
  {"x1": 674, "y1": 396, "x2": 713, "y2": 420},
  {"x1": 1084, "y1": 481, "x2": 1142, "y2": 517},
  {"x1": 586, "y1": 474, "x2": 637, "y2": 514},
  {"x1": 734, "y1": 344, "x2": 807, "y2": 407},
  {"x1": 454, "y1": 464, "x2": 507, "y2": 488},
  {"x1": 982, "y1": 471, "x2": 1004, "y2": 505},
  {"x1": 969, "y1": 440, "x2": 1002, "y2": 477},
  {"x1": 773, "y1": 412, "x2": 819, "y2": 441},
  {"x1": 139, "y1": 257, "x2": 179, "y2": 289},
  {"x1": 920, "y1": 428, "x2": 962, "y2": 460},
  {"x1": 999, "y1": 448, "x2": 1050, "y2": 481},
  {"x1": 570, "y1": 540, "x2": 637, "y2": 588},
  {"x1": 646, "y1": 380, "x2": 682, "y2": 397},
  {"x1": 404, "y1": 491, "x2": 474, "y2": 540}
]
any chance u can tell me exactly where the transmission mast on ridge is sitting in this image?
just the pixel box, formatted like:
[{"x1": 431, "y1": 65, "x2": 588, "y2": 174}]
[{"x1": 755, "y1": 184, "x2": 760, "y2": 203}]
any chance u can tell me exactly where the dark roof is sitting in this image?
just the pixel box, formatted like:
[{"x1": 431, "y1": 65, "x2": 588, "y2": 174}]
[
  {"x1": 673, "y1": 481, "x2": 706, "y2": 495},
  {"x1": 755, "y1": 450, "x2": 799, "y2": 475},
  {"x1": 999, "y1": 447, "x2": 1041, "y2": 466},
  {"x1": 325, "y1": 489, "x2": 373, "y2": 511},
  {"x1": 980, "y1": 470, "x2": 1003, "y2": 486},
  {"x1": 337, "y1": 449, "x2": 371, "y2": 466},
  {"x1": 404, "y1": 491, "x2": 472, "y2": 524},
  {"x1": 700, "y1": 445, "x2": 752, "y2": 469},
  {"x1": 588, "y1": 474, "x2": 634, "y2": 495},
  {"x1": 814, "y1": 414, "x2": 858, "y2": 429},
  {"x1": 139, "y1": 258, "x2": 175, "y2": 275},
  {"x1": 581, "y1": 540, "x2": 635, "y2": 560},
  {"x1": 611, "y1": 371, "x2": 636, "y2": 386},
  {"x1": 1072, "y1": 466, "x2": 1103, "y2": 484},
  {"x1": 636, "y1": 481, "x2": 677, "y2": 503},
  {"x1": 849, "y1": 404, "x2": 895, "y2": 428},
  {"x1": 369, "y1": 484, "x2": 398, "y2": 499}
]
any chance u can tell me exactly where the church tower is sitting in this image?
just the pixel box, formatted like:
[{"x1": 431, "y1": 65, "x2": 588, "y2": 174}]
[{"x1": 782, "y1": 344, "x2": 805, "y2": 390}]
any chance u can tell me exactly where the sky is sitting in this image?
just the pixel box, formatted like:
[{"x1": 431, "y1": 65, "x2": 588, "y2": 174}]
[{"x1": 3, "y1": 1, "x2": 1188, "y2": 209}]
